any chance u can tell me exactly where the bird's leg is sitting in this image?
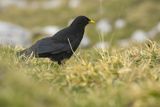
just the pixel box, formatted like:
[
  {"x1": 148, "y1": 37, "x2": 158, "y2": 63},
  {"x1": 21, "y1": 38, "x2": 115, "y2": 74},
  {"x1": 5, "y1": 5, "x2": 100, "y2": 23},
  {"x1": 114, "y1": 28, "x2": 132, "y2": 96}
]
[
  {"x1": 50, "y1": 57, "x2": 64, "y2": 65},
  {"x1": 58, "y1": 61, "x2": 62, "y2": 65},
  {"x1": 58, "y1": 60, "x2": 66, "y2": 65}
]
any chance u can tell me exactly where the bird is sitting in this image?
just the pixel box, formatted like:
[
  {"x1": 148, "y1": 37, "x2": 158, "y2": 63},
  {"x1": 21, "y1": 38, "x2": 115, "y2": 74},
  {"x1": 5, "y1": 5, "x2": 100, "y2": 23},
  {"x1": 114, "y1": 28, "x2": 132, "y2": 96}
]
[{"x1": 18, "y1": 16, "x2": 95, "y2": 65}]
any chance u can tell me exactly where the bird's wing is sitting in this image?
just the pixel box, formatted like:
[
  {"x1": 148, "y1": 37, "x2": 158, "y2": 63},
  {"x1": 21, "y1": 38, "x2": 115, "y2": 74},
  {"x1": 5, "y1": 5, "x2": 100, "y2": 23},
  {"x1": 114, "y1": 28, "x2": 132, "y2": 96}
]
[{"x1": 36, "y1": 37, "x2": 71, "y2": 55}]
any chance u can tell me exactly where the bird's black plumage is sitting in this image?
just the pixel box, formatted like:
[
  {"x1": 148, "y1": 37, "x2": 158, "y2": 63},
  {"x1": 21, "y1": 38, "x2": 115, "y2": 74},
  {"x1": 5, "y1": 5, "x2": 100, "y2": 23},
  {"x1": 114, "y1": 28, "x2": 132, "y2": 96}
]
[{"x1": 18, "y1": 16, "x2": 95, "y2": 64}]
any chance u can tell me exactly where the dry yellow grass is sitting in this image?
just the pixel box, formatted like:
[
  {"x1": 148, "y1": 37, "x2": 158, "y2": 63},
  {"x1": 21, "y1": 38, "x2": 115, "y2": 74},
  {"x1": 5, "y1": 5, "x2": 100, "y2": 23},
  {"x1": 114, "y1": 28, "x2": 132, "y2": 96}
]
[{"x1": 0, "y1": 41, "x2": 160, "y2": 107}]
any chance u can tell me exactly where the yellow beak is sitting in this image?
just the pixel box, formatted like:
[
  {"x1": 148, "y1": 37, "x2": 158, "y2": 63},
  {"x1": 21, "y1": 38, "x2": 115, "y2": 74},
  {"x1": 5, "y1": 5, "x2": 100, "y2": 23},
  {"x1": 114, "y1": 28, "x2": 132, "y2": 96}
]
[{"x1": 89, "y1": 19, "x2": 95, "y2": 24}]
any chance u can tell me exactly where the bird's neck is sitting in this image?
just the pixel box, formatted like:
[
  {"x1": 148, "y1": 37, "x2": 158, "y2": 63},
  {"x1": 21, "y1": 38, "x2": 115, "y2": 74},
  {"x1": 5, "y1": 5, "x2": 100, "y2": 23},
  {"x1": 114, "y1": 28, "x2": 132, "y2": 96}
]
[{"x1": 70, "y1": 25, "x2": 85, "y2": 33}]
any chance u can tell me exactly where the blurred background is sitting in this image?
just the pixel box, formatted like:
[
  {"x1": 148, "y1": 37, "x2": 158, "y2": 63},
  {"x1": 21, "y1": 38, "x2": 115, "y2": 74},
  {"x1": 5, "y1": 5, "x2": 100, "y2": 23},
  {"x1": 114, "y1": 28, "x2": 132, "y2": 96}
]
[{"x1": 0, "y1": 0, "x2": 160, "y2": 49}]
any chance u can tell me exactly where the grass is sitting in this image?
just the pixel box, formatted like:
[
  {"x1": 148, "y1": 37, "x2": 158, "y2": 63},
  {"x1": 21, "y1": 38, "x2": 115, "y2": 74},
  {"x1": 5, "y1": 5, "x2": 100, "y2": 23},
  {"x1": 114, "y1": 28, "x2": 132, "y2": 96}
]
[
  {"x1": 0, "y1": 41, "x2": 160, "y2": 107},
  {"x1": 0, "y1": 1, "x2": 160, "y2": 106}
]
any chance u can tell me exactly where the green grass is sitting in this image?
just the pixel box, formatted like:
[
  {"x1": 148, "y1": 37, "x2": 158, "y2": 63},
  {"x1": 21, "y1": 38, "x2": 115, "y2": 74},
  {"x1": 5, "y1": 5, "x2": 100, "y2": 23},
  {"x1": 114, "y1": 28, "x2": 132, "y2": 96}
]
[{"x1": 0, "y1": 41, "x2": 160, "y2": 107}]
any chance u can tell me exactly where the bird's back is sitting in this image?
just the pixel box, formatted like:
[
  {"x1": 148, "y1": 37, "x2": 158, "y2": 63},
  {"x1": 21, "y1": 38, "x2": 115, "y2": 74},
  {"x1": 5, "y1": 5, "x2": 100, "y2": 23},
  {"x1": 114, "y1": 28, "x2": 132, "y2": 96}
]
[{"x1": 51, "y1": 26, "x2": 84, "y2": 51}]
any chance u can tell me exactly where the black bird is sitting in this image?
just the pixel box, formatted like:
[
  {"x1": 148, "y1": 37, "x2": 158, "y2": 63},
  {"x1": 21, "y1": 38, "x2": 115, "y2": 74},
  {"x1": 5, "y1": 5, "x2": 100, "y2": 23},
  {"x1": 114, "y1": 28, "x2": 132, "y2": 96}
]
[{"x1": 18, "y1": 16, "x2": 95, "y2": 64}]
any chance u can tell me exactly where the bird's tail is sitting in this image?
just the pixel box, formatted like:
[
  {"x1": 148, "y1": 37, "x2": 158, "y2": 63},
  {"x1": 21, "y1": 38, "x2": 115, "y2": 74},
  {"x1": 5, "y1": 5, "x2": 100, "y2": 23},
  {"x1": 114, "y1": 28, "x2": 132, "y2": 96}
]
[{"x1": 16, "y1": 48, "x2": 34, "y2": 58}]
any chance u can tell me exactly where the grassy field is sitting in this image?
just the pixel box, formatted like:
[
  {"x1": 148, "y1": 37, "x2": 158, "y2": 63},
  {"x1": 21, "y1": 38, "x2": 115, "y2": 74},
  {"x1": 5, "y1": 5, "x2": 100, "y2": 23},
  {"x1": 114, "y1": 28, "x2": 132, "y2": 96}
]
[
  {"x1": 0, "y1": 0, "x2": 160, "y2": 43},
  {"x1": 0, "y1": 41, "x2": 160, "y2": 107},
  {"x1": 0, "y1": 0, "x2": 160, "y2": 107}
]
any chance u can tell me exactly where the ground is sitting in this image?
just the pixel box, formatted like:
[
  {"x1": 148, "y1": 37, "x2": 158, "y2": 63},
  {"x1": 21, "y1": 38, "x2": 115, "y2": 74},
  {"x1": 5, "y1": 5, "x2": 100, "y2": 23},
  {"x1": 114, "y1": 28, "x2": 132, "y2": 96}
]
[{"x1": 0, "y1": 41, "x2": 160, "y2": 107}]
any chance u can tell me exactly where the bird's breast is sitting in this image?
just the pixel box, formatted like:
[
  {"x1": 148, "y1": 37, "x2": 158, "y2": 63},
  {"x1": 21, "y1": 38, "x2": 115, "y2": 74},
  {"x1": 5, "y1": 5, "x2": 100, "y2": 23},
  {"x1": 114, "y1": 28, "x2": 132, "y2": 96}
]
[{"x1": 68, "y1": 33, "x2": 83, "y2": 51}]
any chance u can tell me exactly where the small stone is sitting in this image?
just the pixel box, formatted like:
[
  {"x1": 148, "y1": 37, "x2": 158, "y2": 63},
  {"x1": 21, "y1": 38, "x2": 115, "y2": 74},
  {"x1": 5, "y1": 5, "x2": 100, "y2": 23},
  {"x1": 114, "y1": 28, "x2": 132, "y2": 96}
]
[
  {"x1": 42, "y1": 26, "x2": 60, "y2": 36},
  {"x1": 117, "y1": 39, "x2": 130, "y2": 48},
  {"x1": 68, "y1": 0, "x2": 80, "y2": 8}
]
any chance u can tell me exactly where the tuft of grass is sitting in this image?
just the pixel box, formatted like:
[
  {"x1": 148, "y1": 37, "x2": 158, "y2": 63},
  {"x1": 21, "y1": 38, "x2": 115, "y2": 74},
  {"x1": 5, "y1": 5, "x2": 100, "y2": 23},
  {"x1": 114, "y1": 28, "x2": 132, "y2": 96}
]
[{"x1": 0, "y1": 41, "x2": 160, "y2": 107}]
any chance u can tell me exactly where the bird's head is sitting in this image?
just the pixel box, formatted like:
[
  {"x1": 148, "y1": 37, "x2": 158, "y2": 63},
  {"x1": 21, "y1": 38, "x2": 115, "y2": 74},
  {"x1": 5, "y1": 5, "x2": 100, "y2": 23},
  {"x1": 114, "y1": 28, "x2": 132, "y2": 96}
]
[{"x1": 70, "y1": 16, "x2": 95, "y2": 28}]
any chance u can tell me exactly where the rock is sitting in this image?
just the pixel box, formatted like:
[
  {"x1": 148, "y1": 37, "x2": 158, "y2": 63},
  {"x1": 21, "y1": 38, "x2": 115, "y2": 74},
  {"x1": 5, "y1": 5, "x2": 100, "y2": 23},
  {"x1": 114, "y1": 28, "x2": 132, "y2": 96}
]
[
  {"x1": 157, "y1": 22, "x2": 160, "y2": 32},
  {"x1": 0, "y1": 0, "x2": 62, "y2": 9},
  {"x1": 117, "y1": 39, "x2": 130, "y2": 48},
  {"x1": 147, "y1": 28, "x2": 158, "y2": 39},
  {"x1": 0, "y1": 21, "x2": 32, "y2": 47},
  {"x1": 96, "y1": 19, "x2": 112, "y2": 34},
  {"x1": 115, "y1": 19, "x2": 126, "y2": 29},
  {"x1": 41, "y1": 26, "x2": 60, "y2": 36},
  {"x1": 94, "y1": 41, "x2": 109, "y2": 50},
  {"x1": 0, "y1": 0, "x2": 28, "y2": 8},
  {"x1": 80, "y1": 35, "x2": 91, "y2": 48},
  {"x1": 131, "y1": 30, "x2": 148, "y2": 43},
  {"x1": 42, "y1": 0, "x2": 62, "y2": 9},
  {"x1": 147, "y1": 22, "x2": 160, "y2": 39},
  {"x1": 68, "y1": 0, "x2": 80, "y2": 8}
]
